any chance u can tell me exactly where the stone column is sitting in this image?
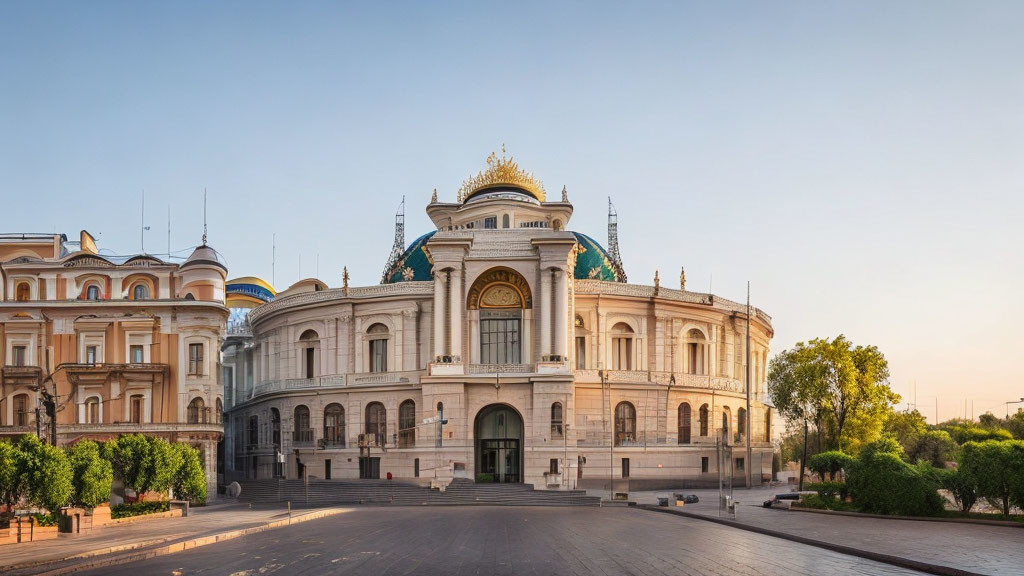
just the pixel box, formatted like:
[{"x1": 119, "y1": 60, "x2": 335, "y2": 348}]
[
  {"x1": 450, "y1": 268, "x2": 463, "y2": 360},
  {"x1": 539, "y1": 269, "x2": 552, "y2": 357},
  {"x1": 554, "y1": 268, "x2": 567, "y2": 358},
  {"x1": 433, "y1": 271, "x2": 447, "y2": 359}
]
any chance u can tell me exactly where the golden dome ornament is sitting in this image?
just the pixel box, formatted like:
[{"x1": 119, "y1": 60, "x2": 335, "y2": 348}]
[{"x1": 457, "y1": 145, "x2": 546, "y2": 203}]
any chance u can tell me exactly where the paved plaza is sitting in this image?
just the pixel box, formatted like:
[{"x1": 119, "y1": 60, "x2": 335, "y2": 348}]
[{"x1": 75, "y1": 506, "x2": 927, "y2": 576}]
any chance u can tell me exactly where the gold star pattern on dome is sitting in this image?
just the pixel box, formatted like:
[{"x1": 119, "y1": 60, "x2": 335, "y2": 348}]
[{"x1": 457, "y1": 145, "x2": 546, "y2": 203}]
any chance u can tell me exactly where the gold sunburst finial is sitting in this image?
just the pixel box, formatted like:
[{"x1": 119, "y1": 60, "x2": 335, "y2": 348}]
[{"x1": 457, "y1": 147, "x2": 545, "y2": 203}]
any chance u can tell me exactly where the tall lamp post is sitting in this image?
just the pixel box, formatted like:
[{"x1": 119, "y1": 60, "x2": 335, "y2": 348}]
[{"x1": 1006, "y1": 398, "x2": 1024, "y2": 419}]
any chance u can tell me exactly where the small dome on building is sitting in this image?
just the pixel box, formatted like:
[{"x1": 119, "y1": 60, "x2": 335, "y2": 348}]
[
  {"x1": 226, "y1": 276, "x2": 275, "y2": 307},
  {"x1": 181, "y1": 245, "x2": 227, "y2": 272},
  {"x1": 571, "y1": 232, "x2": 624, "y2": 282}
]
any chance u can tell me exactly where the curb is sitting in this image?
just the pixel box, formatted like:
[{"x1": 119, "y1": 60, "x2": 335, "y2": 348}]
[
  {"x1": 19, "y1": 508, "x2": 346, "y2": 576},
  {"x1": 638, "y1": 505, "x2": 985, "y2": 576},
  {"x1": 789, "y1": 505, "x2": 1024, "y2": 528}
]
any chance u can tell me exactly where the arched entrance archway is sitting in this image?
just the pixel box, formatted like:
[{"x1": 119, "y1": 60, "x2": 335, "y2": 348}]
[{"x1": 474, "y1": 404, "x2": 524, "y2": 483}]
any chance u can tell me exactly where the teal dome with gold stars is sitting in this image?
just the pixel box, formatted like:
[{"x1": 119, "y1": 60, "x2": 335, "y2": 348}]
[
  {"x1": 571, "y1": 232, "x2": 624, "y2": 282},
  {"x1": 382, "y1": 231, "x2": 436, "y2": 283}
]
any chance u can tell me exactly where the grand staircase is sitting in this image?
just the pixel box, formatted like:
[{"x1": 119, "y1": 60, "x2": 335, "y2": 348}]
[{"x1": 235, "y1": 478, "x2": 600, "y2": 507}]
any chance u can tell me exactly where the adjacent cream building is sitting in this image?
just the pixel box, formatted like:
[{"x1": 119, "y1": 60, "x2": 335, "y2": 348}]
[{"x1": 224, "y1": 151, "x2": 775, "y2": 491}]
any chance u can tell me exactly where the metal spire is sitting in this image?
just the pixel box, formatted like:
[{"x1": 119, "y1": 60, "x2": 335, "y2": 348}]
[
  {"x1": 381, "y1": 196, "x2": 406, "y2": 283},
  {"x1": 202, "y1": 188, "x2": 208, "y2": 246},
  {"x1": 607, "y1": 197, "x2": 627, "y2": 282}
]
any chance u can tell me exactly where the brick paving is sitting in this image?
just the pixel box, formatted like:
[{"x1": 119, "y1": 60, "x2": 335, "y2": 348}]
[
  {"x1": 619, "y1": 486, "x2": 1024, "y2": 576},
  {"x1": 74, "y1": 506, "x2": 926, "y2": 576}
]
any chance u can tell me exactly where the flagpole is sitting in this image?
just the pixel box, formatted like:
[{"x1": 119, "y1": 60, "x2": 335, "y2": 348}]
[{"x1": 745, "y1": 281, "x2": 753, "y2": 488}]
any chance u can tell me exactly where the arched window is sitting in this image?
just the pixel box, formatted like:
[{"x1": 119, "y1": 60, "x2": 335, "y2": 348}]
[
  {"x1": 677, "y1": 403, "x2": 691, "y2": 444},
  {"x1": 365, "y1": 402, "x2": 386, "y2": 446},
  {"x1": 248, "y1": 415, "x2": 259, "y2": 447},
  {"x1": 85, "y1": 396, "x2": 100, "y2": 424},
  {"x1": 86, "y1": 284, "x2": 101, "y2": 300},
  {"x1": 436, "y1": 401, "x2": 444, "y2": 414},
  {"x1": 611, "y1": 323, "x2": 634, "y2": 370},
  {"x1": 469, "y1": 268, "x2": 532, "y2": 365},
  {"x1": 132, "y1": 283, "x2": 150, "y2": 300},
  {"x1": 551, "y1": 402, "x2": 564, "y2": 437},
  {"x1": 270, "y1": 408, "x2": 281, "y2": 447},
  {"x1": 13, "y1": 393, "x2": 30, "y2": 426},
  {"x1": 722, "y1": 407, "x2": 731, "y2": 441},
  {"x1": 502, "y1": 214, "x2": 510, "y2": 228},
  {"x1": 324, "y1": 403, "x2": 345, "y2": 447},
  {"x1": 737, "y1": 407, "x2": 747, "y2": 439},
  {"x1": 398, "y1": 400, "x2": 415, "y2": 448},
  {"x1": 293, "y1": 405, "x2": 311, "y2": 443},
  {"x1": 699, "y1": 404, "x2": 709, "y2": 437},
  {"x1": 15, "y1": 282, "x2": 30, "y2": 301},
  {"x1": 686, "y1": 329, "x2": 707, "y2": 375},
  {"x1": 215, "y1": 397, "x2": 223, "y2": 424},
  {"x1": 367, "y1": 324, "x2": 388, "y2": 373},
  {"x1": 187, "y1": 397, "x2": 205, "y2": 424},
  {"x1": 299, "y1": 330, "x2": 319, "y2": 379},
  {"x1": 614, "y1": 401, "x2": 636, "y2": 447}
]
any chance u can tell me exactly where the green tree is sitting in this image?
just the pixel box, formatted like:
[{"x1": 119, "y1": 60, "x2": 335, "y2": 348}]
[
  {"x1": 940, "y1": 467, "x2": 978, "y2": 514},
  {"x1": 909, "y1": 430, "x2": 957, "y2": 467},
  {"x1": 807, "y1": 450, "x2": 856, "y2": 481},
  {"x1": 147, "y1": 437, "x2": 182, "y2": 494},
  {"x1": 67, "y1": 441, "x2": 113, "y2": 508},
  {"x1": 883, "y1": 410, "x2": 927, "y2": 453},
  {"x1": 959, "y1": 440, "x2": 1022, "y2": 515},
  {"x1": 1007, "y1": 411, "x2": 1024, "y2": 440},
  {"x1": 0, "y1": 440, "x2": 25, "y2": 510},
  {"x1": 942, "y1": 424, "x2": 1012, "y2": 445},
  {"x1": 768, "y1": 336, "x2": 898, "y2": 453},
  {"x1": 108, "y1": 434, "x2": 154, "y2": 495},
  {"x1": 17, "y1": 435, "x2": 73, "y2": 514},
  {"x1": 170, "y1": 443, "x2": 207, "y2": 504}
]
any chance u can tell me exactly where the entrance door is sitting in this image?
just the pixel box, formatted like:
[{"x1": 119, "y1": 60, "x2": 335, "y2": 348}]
[
  {"x1": 474, "y1": 404, "x2": 524, "y2": 483},
  {"x1": 359, "y1": 457, "x2": 380, "y2": 479}
]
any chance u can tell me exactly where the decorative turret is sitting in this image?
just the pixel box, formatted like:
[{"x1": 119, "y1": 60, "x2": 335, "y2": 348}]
[
  {"x1": 607, "y1": 198, "x2": 627, "y2": 282},
  {"x1": 457, "y1": 145, "x2": 545, "y2": 203}
]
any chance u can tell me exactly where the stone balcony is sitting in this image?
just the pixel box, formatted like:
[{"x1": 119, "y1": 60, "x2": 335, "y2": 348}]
[
  {"x1": 64, "y1": 363, "x2": 171, "y2": 387},
  {"x1": 1, "y1": 365, "x2": 43, "y2": 388},
  {"x1": 245, "y1": 371, "x2": 421, "y2": 402},
  {"x1": 573, "y1": 369, "x2": 749, "y2": 393}
]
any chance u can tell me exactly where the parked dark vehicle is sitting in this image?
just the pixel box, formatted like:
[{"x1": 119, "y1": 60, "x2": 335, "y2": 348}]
[
  {"x1": 673, "y1": 493, "x2": 699, "y2": 504},
  {"x1": 763, "y1": 493, "x2": 801, "y2": 508}
]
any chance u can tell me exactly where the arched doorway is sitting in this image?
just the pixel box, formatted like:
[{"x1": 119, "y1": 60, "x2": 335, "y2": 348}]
[{"x1": 474, "y1": 404, "x2": 524, "y2": 483}]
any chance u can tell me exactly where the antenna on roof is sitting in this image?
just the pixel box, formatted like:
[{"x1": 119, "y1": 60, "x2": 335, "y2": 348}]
[
  {"x1": 381, "y1": 196, "x2": 406, "y2": 284},
  {"x1": 272, "y1": 233, "x2": 276, "y2": 288},
  {"x1": 607, "y1": 197, "x2": 627, "y2": 282},
  {"x1": 202, "y1": 188, "x2": 208, "y2": 246},
  {"x1": 167, "y1": 205, "x2": 171, "y2": 258},
  {"x1": 140, "y1": 189, "x2": 151, "y2": 254}
]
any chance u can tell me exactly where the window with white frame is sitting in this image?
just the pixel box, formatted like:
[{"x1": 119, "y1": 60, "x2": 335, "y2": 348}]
[
  {"x1": 366, "y1": 324, "x2": 389, "y2": 373},
  {"x1": 188, "y1": 343, "x2": 204, "y2": 375},
  {"x1": 610, "y1": 322, "x2": 634, "y2": 370},
  {"x1": 11, "y1": 345, "x2": 27, "y2": 366}
]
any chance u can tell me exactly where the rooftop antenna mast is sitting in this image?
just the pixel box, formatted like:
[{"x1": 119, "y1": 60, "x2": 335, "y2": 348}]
[
  {"x1": 607, "y1": 197, "x2": 627, "y2": 282},
  {"x1": 272, "y1": 233, "x2": 276, "y2": 288},
  {"x1": 202, "y1": 188, "x2": 208, "y2": 246},
  {"x1": 381, "y1": 196, "x2": 406, "y2": 283},
  {"x1": 167, "y1": 205, "x2": 171, "y2": 258},
  {"x1": 140, "y1": 189, "x2": 150, "y2": 253}
]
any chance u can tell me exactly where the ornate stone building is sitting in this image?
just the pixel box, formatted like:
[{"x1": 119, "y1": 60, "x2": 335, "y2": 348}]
[
  {"x1": 0, "y1": 231, "x2": 227, "y2": 499},
  {"x1": 224, "y1": 151, "x2": 774, "y2": 490}
]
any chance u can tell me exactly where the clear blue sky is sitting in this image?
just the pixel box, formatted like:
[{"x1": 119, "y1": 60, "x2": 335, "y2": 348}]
[{"x1": 2, "y1": 1, "x2": 1022, "y2": 422}]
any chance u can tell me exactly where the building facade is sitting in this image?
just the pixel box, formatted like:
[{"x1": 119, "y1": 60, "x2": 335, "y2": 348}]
[
  {"x1": 224, "y1": 152, "x2": 775, "y2": 491},
  {"x1": 0, "y1": 231, "x2": 228, "y2": 499}
]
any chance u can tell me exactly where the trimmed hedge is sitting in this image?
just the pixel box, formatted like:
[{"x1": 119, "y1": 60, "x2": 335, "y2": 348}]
[
  {"x1": 110, "y1": 501, "x2": 170, "y2": 519},
  {"x1": 847, "y1": 451, "x2": 944, "y2": 516}
]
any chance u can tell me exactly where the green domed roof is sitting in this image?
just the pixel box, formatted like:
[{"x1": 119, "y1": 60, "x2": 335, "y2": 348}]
[
  {"x1": 383, "y1": 231, "x2": 436, "y2": 283},
  {"x1": 572, "y1": 232, "x2": 624, "y2": 282}
]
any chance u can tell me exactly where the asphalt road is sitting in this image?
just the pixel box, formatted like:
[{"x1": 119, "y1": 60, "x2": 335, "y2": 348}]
[{"x1": 78, "y1": 506, "x2": 927, "y2": 576}]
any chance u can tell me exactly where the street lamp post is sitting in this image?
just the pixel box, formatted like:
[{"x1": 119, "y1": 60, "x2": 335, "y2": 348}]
[{"x1": 1006, "y1": 398, "x2": 1024, "y2": 419}]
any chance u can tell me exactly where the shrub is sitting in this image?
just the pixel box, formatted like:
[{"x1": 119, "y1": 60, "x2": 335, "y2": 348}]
[
  {"x1": 110, "y1": 501, "x2": 170, "y2": 519},
  {"x1": 959, "y1": 440, "x2": 1024, "y2": 516},
  {"x1": 31, "y1": 512, "x2": 58, "y2": 527},
  {"x1": 908, "y1": 430, "x2": 957, "y2": 468},
  {"x1": 67, "y1": 441, "x2": 113, "y2": 508},
  {"x1": 799, "y1": 493, "x2": 856, "y2": 511},
  {"x1": 943, "y1": 425, "x2": 1013, "y2": 445},
  {"x1": 858, "y1": 436, "x2": 904, "y2": 460},
  {"x1": 807, "y1": 451, "x2": 855, "y2": 481},
  {"x1": 847, "y1": 451, "x2": 944, "y2": 517},
  {"x1": 107, "y1": 435, "x2": 154, "y2": 495},
  {"x1": 170, "y1": 443, "x2": 206, "y2": 504},
  {"x1": 147, "y1": 437, "x2": 182, "y2": 494},
  {"x1": 475, "y1": 473, "x2": 494, "y2": 483},
  {"x1": 940, "y1": 467, "x2": 978, "y2": 514},
  {"x1": 17, "y1": 435, "x2": 73, "y2": 514},
  {"x1": 0, "y1": 440, "x2": 25, "y2": 509},
  {"x1": 806, "y1": 481, "x2": 848, "y2": 501}
]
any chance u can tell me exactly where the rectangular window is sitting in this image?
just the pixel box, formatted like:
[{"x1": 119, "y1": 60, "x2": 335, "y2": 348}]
[
  {"x1": 325, "y1": 459, "x2": 332, "y2": 480},
  {"x1": 479, "y1": 316, "x2": 521, "y2": 364},
  {"x1": 483, "y1": 217, "x2": 497, "y2": 229},
  {"x1": 701, "y1": 457, "x2": 709, "y2": 474},
  {"x1": 305, "y1": 347, "x2": 315, "y2": 378},
  {"x1": 370, "y1": 339, "x2": 387, "y2": 372},
  {"x1": 621, "y1": 458, "x2": 630, "y2": 478},
  {"x1": 86, "y1": 345, "x2": 98, "y2": 365},
  {"x1": 414, "y1": 458, "x2": 420, "y2": 478},
  {"x1": 735, "y1": 458, "x2": 745, "y2": 472},
  {"x1": 611, "y1": 338, "x2": 632, "y2": 370},
  {"x1": 189, "y1": 343, "x2": 203, "y2": 375},
  {"x1": 575, "y1": 336, "x2": 586, "y2": 369},
  {"x1": 550, "y1": 458, "x2": 560, "y2": 474},
  {"x1": 130, "y1": 345, "x2": 144, "y2": 364},
  {"x1": 130, "y1": 395, "x2": 144, "y2": 424},
  {"x1": 12, "y1": 346, "x2": 27, "y2": 367},
  {"x1": 14, "y1": 395, "x2": 29, "y2": 426}
]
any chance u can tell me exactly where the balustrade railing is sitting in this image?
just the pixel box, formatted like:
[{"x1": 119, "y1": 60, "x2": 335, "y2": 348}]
[{"x1": 467, "y1": 363, "x2": 535, "y2": 374}]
